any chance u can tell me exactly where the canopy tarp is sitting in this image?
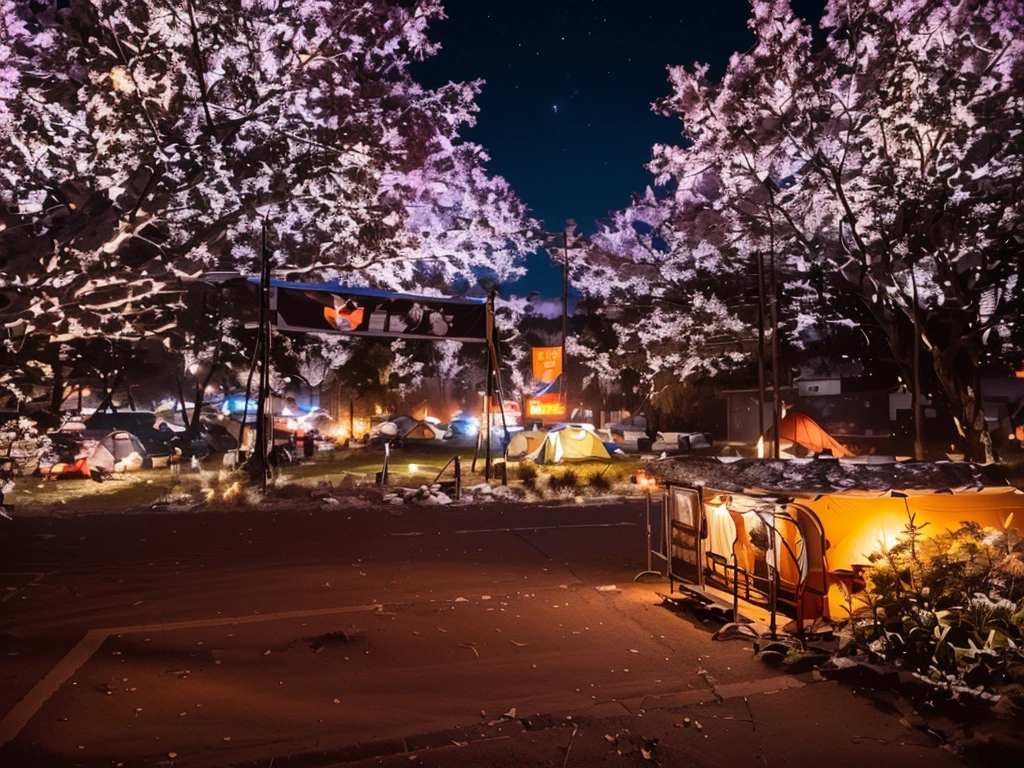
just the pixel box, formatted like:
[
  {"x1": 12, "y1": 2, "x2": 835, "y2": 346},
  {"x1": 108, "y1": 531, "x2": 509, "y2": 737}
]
[{"x1": 777, "y1": 411, "x2": 853, "y2": 458}]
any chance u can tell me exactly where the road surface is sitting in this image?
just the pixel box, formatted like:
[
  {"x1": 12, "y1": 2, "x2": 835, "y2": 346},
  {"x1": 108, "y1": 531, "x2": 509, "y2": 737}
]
[{"x1": 0, "y1": 496, "x2": 966, "y2": 767}]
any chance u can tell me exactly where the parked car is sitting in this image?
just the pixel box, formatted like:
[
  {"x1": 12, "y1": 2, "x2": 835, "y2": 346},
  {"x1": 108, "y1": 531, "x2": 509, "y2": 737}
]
[{"x1": 169, "y1": 421, "x2": 239, "y2": 460}]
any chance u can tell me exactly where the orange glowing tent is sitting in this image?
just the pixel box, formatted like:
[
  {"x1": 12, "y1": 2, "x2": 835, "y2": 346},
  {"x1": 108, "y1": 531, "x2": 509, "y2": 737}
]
[{"x1": 777, "y1": 411, "x2": 853, "y2": 458}]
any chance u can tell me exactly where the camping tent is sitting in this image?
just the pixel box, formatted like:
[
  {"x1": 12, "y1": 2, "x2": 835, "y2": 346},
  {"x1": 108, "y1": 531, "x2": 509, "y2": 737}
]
[
  {"x1": 507, "y1": 428, "x2": 547, "y2": 459},
  {"x1": 528, "y1": 424, "x2": 612, "y2": 464},
  {"x1": 402, "y1": 420, "x2": 445, "y2": 445},
  {"x1": 776, "y1": 411, "x2": 852, "y2": 457},
  {"x1": 89, "y1": 430, "x2": 148, "y2": 473}
]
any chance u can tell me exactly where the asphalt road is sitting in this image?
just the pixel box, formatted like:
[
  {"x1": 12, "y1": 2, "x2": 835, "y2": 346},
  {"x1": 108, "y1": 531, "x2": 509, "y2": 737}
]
[{"x1": 0, "y1": 496, "x2": 967, "y2": 768}]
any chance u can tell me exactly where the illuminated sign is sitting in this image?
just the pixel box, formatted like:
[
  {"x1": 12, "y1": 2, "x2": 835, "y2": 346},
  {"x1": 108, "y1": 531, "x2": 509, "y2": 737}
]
[
  {"x1": 527, "y1": 398, "x2": 566, "y2": 417},
  {"x1": 532, "y1": 347, "x2": 562, "y2": 383}
]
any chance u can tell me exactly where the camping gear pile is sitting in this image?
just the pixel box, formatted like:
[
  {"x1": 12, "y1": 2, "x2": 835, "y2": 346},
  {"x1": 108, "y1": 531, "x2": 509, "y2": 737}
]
[{"x1": 39, "y1": 429, "x2": 148, "y2": 479}]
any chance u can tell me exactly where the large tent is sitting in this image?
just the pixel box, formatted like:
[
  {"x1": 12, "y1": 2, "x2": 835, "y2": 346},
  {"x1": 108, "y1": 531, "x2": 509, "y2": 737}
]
[
  {"x1": 776, "y1": 411, "x2": 853, "y2": 458},
  {"x1": 528, "y1": 424, "x2": 612, "y2": 464},
  {"x1": 646, "y1": 457, "x2": 1023, "y2": 624}
]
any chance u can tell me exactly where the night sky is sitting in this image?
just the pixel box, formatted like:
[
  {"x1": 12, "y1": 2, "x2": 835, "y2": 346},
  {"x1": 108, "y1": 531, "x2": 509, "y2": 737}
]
[{"x1": 414, "y1": 0, "x2": 826, "y2": 295}]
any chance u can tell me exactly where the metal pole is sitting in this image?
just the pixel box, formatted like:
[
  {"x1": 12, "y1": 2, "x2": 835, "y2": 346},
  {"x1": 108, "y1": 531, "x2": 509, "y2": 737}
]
[
  {"x1": 768, "y1": 199, "x2": 782, "y2": 460},
  {"x1": 484, "y1": 294, "x2": 497, "y2": 481},
  {"x1": 756, "y1": 249, "x2": 767, "y2": 457},
  {"x1": 251, "y1": 221, "x2": 272, "y2": 494},
  {"x1": 561, "y1": 220, "x2": 575, "y2": 419},
  {"x1": 646, "y1": 490, "x2": 652, "y2": 573},
  {"x1": 562, "y1": 229, "x2": 568, "y2": 416},
  {"x1": 768, "y1": 509, "x2": 778, "y2": 639}
]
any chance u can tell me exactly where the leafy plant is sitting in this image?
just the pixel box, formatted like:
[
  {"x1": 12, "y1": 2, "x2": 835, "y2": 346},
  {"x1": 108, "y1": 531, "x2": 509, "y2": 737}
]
[{"x1": 838, "y1": 512, "x2": 1024, "y2": 703}]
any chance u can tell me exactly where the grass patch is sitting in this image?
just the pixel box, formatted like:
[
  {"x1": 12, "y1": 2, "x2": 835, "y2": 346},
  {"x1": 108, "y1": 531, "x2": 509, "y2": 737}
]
[{"x1": 4, "y1": 447, "x2": 646, "y2": 513}]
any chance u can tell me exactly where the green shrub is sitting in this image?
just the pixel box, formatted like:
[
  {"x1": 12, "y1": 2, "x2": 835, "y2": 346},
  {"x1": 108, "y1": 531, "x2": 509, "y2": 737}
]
[
  {"x1": 516, "y1": 461, "x2": 538, "y2": 486},
  {"x1": 588, "y1": 471, "x2": 611, "y2": 491}
]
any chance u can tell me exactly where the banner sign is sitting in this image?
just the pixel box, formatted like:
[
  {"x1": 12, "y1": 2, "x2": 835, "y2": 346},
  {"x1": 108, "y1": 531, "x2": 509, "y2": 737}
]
[
  {"x1": 272, "y1": 283, "x2": 488, "y2": 343},
  {"x1": 526, "y1": 394, "x2": 565, "y2": 417},
  {"x1": 532, "y1": 347, "x2": 562, "y2": 383}
]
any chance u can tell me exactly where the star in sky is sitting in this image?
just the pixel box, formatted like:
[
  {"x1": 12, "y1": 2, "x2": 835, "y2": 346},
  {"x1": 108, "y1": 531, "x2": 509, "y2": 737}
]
[{"x1": 414, "y1": 0, "x2": 827, "y2": 294}]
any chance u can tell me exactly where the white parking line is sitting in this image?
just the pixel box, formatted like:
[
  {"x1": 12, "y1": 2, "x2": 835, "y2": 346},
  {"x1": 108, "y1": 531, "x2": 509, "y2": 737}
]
[
  {"x1": 0, "y1": 603, "x2": 382, "y2": 750},
  {"x1": 454, "y1": 522, "x2": 636, "y2": 535},
  {"x1": 1, "y1": 571, "x2": 56, "y2": 603}
]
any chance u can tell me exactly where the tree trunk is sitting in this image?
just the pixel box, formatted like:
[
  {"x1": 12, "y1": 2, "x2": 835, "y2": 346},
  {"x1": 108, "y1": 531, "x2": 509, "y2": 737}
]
[
  {"x1": 931, "y1": 342, "x2": 992, "y2": 463},
  {"x1": 48, "y1": 344, "x2": 65, "y2": 415}
]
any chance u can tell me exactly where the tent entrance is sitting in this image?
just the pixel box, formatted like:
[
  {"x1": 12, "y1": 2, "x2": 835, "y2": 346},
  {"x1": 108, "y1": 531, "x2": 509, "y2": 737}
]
[
  {"x1": 666, "y1": 487, "x2": 705, "y2": 587},
  {"x1": 662, "y1": 484, "x2": 829, "y2": 629}
]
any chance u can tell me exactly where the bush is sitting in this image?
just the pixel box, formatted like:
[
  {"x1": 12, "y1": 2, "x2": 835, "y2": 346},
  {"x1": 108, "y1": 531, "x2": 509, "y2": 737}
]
[
  {"x1": 549, "y1": 468, "x2": 579, "y2": 492},
  {"x1": 835, "y1": 512, "x2": 1024, "y2": 703},
  {"x1": 516, "y1": 461, "x2": 538, "y2": 487},
  {"x1": 588, "y1": 471, "x2": 611, "y2": 491}
]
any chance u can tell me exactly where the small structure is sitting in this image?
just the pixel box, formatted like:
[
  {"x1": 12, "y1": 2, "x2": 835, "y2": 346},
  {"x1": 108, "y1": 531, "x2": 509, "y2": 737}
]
[{"x1": 644, "y1": 456, "x2": 1023, "y2": 630}]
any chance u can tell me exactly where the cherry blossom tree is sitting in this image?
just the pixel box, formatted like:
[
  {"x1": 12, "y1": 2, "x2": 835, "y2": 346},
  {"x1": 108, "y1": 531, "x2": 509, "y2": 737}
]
[
  {"x1": 592, "y1": 0, "x2": 1024, "y2": 461},
  {"x1": 1, "y1": 0, "x2": 536, "y2": 411}
]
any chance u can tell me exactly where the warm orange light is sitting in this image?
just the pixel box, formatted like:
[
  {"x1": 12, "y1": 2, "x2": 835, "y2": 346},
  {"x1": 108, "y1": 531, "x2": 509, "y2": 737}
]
[{"x1": 527, "y1": 399, "x2": 565, "y2": 416}]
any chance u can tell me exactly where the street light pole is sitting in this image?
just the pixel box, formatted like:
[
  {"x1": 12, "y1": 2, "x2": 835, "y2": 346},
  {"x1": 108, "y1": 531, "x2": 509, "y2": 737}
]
[{"x1": 562, "y1": 219, "x2": 576, "y2": 419}]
